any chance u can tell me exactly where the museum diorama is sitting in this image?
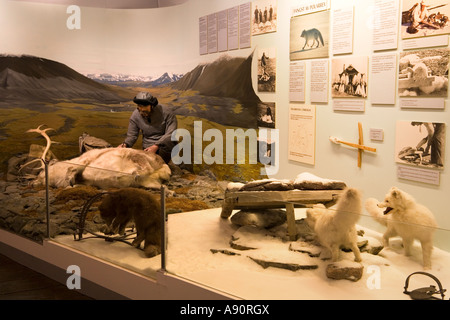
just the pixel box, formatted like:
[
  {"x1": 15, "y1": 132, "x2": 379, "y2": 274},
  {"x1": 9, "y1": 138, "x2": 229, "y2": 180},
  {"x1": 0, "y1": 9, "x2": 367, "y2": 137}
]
[{"x1": 0, "y1": 0, "x2": 449, "y2": 300}]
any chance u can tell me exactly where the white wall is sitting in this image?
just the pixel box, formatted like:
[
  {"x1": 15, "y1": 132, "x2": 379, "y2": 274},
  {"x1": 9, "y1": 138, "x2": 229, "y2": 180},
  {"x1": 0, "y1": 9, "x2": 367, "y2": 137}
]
[{"x1": 196, "y1": 0, "x2": 449, "y2": 249}]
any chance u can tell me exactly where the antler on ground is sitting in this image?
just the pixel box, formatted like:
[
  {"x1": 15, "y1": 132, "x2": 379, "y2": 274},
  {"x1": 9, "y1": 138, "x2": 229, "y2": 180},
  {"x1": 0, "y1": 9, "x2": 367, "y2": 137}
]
[{"x1": 20, "y1": 125, "x2": 56, "y2": 172}]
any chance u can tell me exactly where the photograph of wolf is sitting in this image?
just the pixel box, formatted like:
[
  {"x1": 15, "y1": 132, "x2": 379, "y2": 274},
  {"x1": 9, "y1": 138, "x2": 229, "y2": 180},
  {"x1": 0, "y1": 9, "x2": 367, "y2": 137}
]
[
  {"x1": 290, "y1": 10, "x2": 330, "y2": 60},
  {"x1": 395, "y1": 120, "x2": 445, "y2": 169}
]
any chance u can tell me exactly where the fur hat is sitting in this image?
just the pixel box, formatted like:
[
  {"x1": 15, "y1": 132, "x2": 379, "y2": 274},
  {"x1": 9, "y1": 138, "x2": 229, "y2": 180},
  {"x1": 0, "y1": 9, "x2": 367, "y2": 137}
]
[{"x1": 133, "y1": 92, "x2": 158, "y2": 107}]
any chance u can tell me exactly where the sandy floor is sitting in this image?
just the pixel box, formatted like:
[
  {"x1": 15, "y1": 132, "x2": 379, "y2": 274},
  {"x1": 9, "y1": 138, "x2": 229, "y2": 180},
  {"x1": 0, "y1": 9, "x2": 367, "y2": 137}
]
[{"x1": 55, "y1": 207, "x2": 450, "y2": 300}]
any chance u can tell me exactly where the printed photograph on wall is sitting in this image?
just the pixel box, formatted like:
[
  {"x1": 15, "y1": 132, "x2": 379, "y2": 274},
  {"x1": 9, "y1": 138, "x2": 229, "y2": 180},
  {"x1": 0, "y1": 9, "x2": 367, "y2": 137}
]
[
  {"x1": 257, "y1": 47, "x2": 276, "y2": 92},
  {"x1": 257, "y1": 130, "x2": 275, "y2": 166},
  {"x1": 331, "y1": 56, "x2": 368, "y2": 98},
  {"x1": 398, "y1": 48, "x2": 449, "y2": 97},
  {"x1": 401, "y1": 0, "x2": 450, "y2": 39},
  {"x1": 395, "y1": 121, "x2": 445, "y2": 169},
  {"x1": 252, "y1": 0, "x2": 277, "y2": 36},
  {"x1": 257, "y1": 102, "x2": 275, "y2": 128},
  {"x1": 290, "y1": 10, "x2": 330, "y2": 60}
]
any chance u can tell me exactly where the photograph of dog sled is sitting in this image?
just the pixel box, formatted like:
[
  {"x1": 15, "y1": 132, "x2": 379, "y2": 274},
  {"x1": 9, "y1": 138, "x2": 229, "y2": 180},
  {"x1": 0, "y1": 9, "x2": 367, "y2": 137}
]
[
  {"x1": 401, "y1": 0, "x2": 450, "y2": 39},
  {"x1": 331, "y1": 56, "x2": 369, "y2": 98},
  {"x1": 395, "y1": 120, "x2": 445, "y2": 169},
  {"x1": 398, "y1": 48, "x2": 449, "y2": 97},
  {"x1": 290, "y1": 10, "x2": 330, "y2": 60}
]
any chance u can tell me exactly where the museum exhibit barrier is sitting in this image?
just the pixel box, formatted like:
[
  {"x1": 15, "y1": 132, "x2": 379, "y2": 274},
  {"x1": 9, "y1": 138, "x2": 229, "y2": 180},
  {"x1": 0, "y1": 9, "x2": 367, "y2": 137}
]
[
  {"x1": 163, "y1": 185, "x2": 450, "y2": 300},
  {"x1": 44, "y1": 160, "x2": 167, "y2": 280},
  {"x1": 1, "y1": 158, "x2": 450, "y2": 300}
]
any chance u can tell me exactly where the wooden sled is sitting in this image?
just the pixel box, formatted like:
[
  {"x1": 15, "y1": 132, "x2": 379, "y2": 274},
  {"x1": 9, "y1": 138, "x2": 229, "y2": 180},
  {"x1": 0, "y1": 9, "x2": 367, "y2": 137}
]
[{"x1": 220, "y1": 189, "x2": 344, "y2": 241}]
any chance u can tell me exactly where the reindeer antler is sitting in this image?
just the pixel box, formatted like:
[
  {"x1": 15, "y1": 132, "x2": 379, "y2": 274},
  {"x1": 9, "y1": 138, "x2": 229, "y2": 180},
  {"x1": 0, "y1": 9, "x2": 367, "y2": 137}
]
[
  {"x1": 26, "y1": 125, "x2": 55, "y2": 161},
  {"x1": 20, "y1": 125, "x2": 56, "y2": 172}
]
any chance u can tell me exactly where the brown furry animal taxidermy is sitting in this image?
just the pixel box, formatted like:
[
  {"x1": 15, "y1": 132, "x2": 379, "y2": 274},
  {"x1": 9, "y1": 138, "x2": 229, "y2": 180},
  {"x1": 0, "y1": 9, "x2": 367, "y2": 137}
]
[{"x1": 99, "y1": 188, "x2": 161, "y2": 258}]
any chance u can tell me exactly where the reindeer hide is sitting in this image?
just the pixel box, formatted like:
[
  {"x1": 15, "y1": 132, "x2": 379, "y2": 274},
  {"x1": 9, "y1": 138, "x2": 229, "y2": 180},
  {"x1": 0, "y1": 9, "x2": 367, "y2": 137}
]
[{"x1": 35, "y1": 148, "x2": 171, "y2": 189}]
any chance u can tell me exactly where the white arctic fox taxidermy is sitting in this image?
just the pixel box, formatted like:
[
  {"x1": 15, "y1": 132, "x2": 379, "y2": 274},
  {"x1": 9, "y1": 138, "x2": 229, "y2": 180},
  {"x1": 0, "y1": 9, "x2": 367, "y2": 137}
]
[
  {"x1": 365, "y1": 187, "x2": 437, "y2": 269},
  {"x1": 306, "y1": 187, "x2": 362, "y2": 262}
]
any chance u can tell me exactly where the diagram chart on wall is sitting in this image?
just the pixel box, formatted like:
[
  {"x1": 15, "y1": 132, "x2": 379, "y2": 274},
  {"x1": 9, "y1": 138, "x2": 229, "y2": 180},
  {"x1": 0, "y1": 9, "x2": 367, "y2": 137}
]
[{"x1": 288, "y1": 105, "x2": 316, "y2": 165}]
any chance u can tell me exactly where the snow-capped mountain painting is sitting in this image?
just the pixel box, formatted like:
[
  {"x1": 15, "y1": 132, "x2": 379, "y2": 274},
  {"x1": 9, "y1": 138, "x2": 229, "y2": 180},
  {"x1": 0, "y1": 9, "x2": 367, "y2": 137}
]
[{"x1": 86, "y1": 72, "x2": 183, "y2": 87}]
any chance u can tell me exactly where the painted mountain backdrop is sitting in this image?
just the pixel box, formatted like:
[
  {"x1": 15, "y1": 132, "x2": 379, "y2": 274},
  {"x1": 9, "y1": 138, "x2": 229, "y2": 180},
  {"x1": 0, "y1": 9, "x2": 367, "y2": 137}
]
[
  {"x1": 0, "y1": 55, "x2": 128, "y2": 107},
  {"x1": 0, "y1": 53, "x2": 260, "y2": 128},
  {"x1": 171, "y1": 54, "x2": 259, "y2": 104},
  {"x1": 87, "y1": 72, "x2": 183, "y2": 87},
  {"x1": 0, "y1": 53, "x2": 263, "y2": 179}
]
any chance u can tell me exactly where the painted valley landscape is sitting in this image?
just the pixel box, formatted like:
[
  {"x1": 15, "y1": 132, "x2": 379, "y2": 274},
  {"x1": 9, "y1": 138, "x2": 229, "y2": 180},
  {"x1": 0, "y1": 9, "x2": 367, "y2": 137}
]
[{"x1": 0, "y1": 53, "x2": 267, "y2": 181}]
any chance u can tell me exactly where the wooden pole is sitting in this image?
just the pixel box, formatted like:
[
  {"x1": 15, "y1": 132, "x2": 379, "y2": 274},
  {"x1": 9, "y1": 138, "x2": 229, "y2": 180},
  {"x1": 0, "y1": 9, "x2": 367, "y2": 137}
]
[{"x1": 358, "y1": 122, "x2": 363, "y2": 168}]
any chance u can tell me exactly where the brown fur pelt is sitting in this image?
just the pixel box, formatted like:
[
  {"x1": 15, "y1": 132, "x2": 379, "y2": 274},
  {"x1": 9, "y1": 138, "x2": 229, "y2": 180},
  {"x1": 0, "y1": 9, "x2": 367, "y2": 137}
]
[{"x1": 99, "y1": 188, "x2": 162, "y2": 258}]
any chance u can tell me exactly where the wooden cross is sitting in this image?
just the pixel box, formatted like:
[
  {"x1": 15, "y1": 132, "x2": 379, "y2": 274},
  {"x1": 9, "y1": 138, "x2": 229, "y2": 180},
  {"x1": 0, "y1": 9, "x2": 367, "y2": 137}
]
[{"x1": 330, "y1": 122, "x2": 376, "y2": 167}]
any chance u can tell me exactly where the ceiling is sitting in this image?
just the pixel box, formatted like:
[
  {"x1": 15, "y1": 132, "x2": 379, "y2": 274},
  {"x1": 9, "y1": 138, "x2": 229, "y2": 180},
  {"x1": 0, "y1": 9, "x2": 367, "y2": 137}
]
[{"x1": 11, "y1": 0, "x2": 189, "y2": 9}]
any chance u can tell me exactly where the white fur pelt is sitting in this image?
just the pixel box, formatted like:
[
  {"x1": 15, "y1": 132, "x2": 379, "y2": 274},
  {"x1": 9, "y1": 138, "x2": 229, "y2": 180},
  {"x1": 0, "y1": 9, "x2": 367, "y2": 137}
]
[
  {"x1": 306, "y1": 187, "x2": 362, "y2": 262},
  {"x1": 34, "y1": 148, "x2": 171, "y2": 189},
  {"x1": 365, "y1": 187, "x2": 437, "y2": 269}
]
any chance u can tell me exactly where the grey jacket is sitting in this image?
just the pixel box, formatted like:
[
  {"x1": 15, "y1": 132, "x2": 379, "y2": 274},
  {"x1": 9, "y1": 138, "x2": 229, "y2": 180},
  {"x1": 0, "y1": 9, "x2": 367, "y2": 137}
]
[{"x1": 123, "y1": 104, "x2": 177, "y2": 150}]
